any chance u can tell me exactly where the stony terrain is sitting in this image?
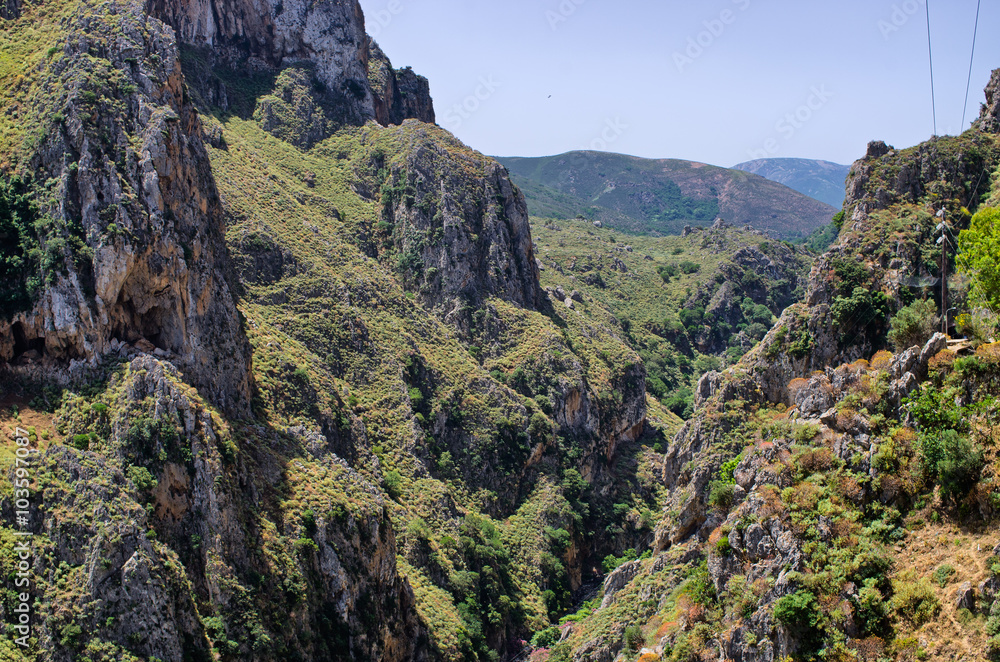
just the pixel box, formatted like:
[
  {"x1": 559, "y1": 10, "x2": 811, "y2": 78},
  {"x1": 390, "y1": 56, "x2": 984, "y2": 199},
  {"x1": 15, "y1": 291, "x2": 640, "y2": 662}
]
[{"x1": 2, "y1": 2, "x2": 1000, "y2": 662}]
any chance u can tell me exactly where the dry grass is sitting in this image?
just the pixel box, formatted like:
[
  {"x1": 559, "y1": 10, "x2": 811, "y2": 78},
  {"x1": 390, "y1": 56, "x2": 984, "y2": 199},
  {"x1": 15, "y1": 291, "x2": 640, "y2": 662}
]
[{"x1": 892, "y1": 515, "x2": 996, "y2": 661}]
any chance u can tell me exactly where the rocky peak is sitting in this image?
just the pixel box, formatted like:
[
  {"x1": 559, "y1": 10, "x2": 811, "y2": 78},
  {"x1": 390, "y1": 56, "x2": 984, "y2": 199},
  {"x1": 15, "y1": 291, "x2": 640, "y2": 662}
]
[
  {"x1": 148, "y1": 0, "x2": 434, "y2": 128},
  {"x1": 976, "y1": 68, "x2": 1000, "y2": 133}
]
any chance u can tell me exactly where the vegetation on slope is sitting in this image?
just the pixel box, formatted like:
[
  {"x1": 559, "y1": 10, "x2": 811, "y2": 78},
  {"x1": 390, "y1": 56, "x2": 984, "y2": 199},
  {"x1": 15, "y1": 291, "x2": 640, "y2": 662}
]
[
  {"x1": 530, "y1": 218, "x2": 813, "y2": 417},
  {"x1": 497, "y1": 152, "x2": 837, "y2": 239}
]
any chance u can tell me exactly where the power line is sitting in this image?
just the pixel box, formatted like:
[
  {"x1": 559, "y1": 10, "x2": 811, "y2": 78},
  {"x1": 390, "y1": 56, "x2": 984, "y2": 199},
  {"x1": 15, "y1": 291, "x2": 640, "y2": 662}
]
[
  {"x1": 926, "y1": 0, "x2": 937, "y2": 135},
  {"x1": 962, "y1": 0, "x2": 983, "y2": 130}
]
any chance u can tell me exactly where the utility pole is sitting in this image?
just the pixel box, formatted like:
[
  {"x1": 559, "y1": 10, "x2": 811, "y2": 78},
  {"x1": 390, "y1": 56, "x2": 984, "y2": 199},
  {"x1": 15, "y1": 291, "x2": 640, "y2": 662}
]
[{"x1": 936, "y1": 210, "x2": 950, "y2": 335}]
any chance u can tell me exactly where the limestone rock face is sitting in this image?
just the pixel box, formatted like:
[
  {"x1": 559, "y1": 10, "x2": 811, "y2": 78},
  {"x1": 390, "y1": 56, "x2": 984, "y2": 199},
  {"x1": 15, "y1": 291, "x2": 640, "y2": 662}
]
[
  {"x1": 0, "y1": 1, "x2": 251, "y2": 415},
  {"x1": 976, "y1": 68, "x2": 1000, "y2": 133},
  {"x1": 0, "y1": 0, "x2": 19, "y2": 19},
  {"x1": 149, "y1": 0, "x2": 434, "y2": 128},
  {"x1": 379, "y1": 123, "x2": 543, "y2": 325}
]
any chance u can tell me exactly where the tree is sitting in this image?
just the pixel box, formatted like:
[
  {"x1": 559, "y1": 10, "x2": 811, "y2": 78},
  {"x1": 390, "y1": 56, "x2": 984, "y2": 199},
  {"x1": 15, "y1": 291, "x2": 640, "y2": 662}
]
[
  {"x1": 958, "y1": 206, "x2": 1000, "y2": 310},
  {"x1": 888, "y1": 299, "x2": 939, "y2": 351}
]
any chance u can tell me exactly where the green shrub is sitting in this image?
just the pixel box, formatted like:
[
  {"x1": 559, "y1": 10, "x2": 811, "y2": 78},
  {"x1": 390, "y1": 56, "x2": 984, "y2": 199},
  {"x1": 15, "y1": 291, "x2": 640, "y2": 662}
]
[
  {"x1": 623, "y1": 624, "x2": 643, "y2": 651},
  {"x1": 127, "y1": 466, "x2": 157, "y2": 492},
  {"x1": 708, "y1": 481, "x2": 735, "y2": 510},
  {"x1": 888, "y1": 299, "x2": 939, "y2": 351},
  {"x1": 384, "y1": 470, "x2": 403, "y2": 500},
  {"x1": 774, "y1": 590, "x2": 820, "y2": 630},
  {"x1": 531, "y1": 627, "x2": 560, "y2": 648},
  {"x1": 958, "y1": 206, "x2": 1000, "y2": 310},
  {"x1": 831, "y1": 286, "x2": 891, "y2": 343},
  {"x1": 855, "y1": 578, "x2": 890, "y2": 636},
  {"x1": 932, "y1": 564, "x2": 956, "y2": 588},
  {"x1": 892, "y1": 573, "x2": 941, "y2": 626},
  {"x1": 921, "y1": 430, "x2": 983, "y2": 499}
]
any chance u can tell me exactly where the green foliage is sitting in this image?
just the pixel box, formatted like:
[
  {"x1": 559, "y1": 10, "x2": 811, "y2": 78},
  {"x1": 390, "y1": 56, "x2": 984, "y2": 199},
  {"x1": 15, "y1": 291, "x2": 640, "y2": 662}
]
[
  {"x1": 855, "y1": 578, "x2": 889, "y2": 636},
  {"x1": 892, "y1": 574, "x2": 941, "y2": 626},
  {"x1": 801, "y1": 220, "x2": 840, "y2": 253},
  {"x1": 602, "y1": 548, "x2": 638, "y2": 574},
  {"x1": 920, "y1": 430, "x2": 983, "y2": 499},
  {"x1": 932, "y1": 564, "x2": 956, "y2": 588},
  {"x1": 958, "y1": 206, "x2": 1000, "y2": 310},
  {"x1": 831, "y1": 286, "x2": 891, "y2": 344},
  {"x1": 531, "y1": 627, "x2": 560, "y2": 648},
  {"x1": 888, "y1": 299, "x2": 938, "y2": 351},
  {"x1": 0, "y1": 177, "x2": 37, "y2": 312},
  {"x1": 708, "y1": 481, "x2": 735, "y2": 511},
  {"x1": 383, "y1": 470, "x2": 403, "y2": 501},
  {"x1": 623, "y1": 624, "x2": 643, "y2": 652},
  {"x1": 773, "y1": 590, "x2": 820, "y2": 630},
  {"x1": 126, "y1": 466, "x2": 157, "y2": 493}
]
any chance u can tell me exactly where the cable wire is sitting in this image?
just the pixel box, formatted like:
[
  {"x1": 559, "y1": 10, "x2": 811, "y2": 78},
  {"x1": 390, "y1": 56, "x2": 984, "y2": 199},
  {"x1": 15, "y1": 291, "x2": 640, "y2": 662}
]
[
  {"x1": 962, "y1": 0, "x2": 983, "y2": 130},
  {"x1": 926, "y1": 0, "x2": 937, "y2": 135}
]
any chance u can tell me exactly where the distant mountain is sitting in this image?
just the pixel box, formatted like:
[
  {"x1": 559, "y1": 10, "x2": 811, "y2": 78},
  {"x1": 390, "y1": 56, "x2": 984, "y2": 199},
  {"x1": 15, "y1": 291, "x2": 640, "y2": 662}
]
[
  {"x1": 732, "y1": 157, "x2": 851, "y2": 208},
  {"x1": 496, "y1": 151, "x2": 837, "y2": 240}
]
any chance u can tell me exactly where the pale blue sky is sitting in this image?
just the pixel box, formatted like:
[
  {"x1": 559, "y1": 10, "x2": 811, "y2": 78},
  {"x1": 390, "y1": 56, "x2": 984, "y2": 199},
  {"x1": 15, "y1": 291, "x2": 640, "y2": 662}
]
[{"x1": 359, "y1": 0, "x2": 1000, "y2": 167}]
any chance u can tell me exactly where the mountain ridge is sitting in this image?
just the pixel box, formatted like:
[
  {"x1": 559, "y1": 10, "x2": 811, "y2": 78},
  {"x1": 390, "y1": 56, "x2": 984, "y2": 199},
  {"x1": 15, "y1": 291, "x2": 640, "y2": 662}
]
[
  {"x1": 732, "y1": 157, "x2": 851, "y2": 208},
  {"x1": 496, "y1": 151, "x2": 837, "y2": 240}
]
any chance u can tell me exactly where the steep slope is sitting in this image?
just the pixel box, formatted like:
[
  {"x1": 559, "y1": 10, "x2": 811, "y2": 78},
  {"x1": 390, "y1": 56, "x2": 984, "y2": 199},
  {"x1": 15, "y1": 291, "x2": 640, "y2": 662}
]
[
  {"x1": 0, "y1": 1, "x2": 676, "y2": 661},
  {"x1": 496, "y1": 152, "x2": 837, "y2": 240},
  {"x1": 530, "y1": 217, "x2": 813, "y2": 418},
  {"x1": 541, "y1": 73, "x2": 1000, "y2": 662},
  {"x1": 732, "y1": 158, "x2": 851, "y2": 208}
]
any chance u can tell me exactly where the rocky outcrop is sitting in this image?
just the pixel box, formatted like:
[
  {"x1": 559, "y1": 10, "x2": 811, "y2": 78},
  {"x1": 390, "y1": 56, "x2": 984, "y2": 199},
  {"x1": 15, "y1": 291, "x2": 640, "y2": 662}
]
[
  {"x1": 976, "y1": 68, "x2": 1000, "y2": 133},
  {"x1": 0, "y1": 0, "x2": 251, "y2": 415},
  {"x1": 150, "y1": 0, "x2": 434, "y2": 130},
  {"x1": 0, "y1": 0, "x2": 19, "y2": 20},
  {"x1": 378, "y1": 123, "x2": 543, "y2": 324},
  {"x1": 369, "y1": 40, "x2": 436, "y2": 126},
  {"x1": 29, "y1": 354, "x2": 427, "y2": 661}
]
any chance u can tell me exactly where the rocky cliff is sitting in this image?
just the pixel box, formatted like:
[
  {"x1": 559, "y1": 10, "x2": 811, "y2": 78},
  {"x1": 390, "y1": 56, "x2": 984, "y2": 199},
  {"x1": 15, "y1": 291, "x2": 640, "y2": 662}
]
[
  {"x1": 0, "y1": 1, "x2": 664, "y2": 660},
  {"x1": 545, "y1": 71, "x2": 1000, "y2": 662},
  {"x1": 148, "y1": 0, "x2": 434, "y2": 131},
  {"x1": 0, "y1": 0, "x2": 251, "y2": 415}
]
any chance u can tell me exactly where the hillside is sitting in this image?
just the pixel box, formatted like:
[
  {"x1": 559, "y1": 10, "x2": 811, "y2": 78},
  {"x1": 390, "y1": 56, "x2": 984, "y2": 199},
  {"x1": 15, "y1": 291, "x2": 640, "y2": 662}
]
[
  {"x1": 2, "y1": 1, "x2": 1000, "y2": 662},
  {"x1": 529, "y1": 218, "x2": 813, "y2": 418},
  {"x1": 732, "y1": 158, "x2": 852, "y2": 208},
  {"x1": 496, "y1": 152, "x2": 838, "y2": 240},
  {"x1": 541, "y1": 79, "x2": 1000, "y2": 662}
]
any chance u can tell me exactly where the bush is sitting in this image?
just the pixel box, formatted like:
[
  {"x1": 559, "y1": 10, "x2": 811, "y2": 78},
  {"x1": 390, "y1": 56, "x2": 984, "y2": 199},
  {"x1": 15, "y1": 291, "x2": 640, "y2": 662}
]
[
  {"x1": 932, "y1": 564, "x2": 956, "y2": 588},
  {"x1": 921, "y1": 430, "x2": 983, "y2": 499},
  {"x1": 708, "y1": 481, "x2": 735, "y2": 510},
  {"x1": 384, "y1": 470, "x2": 403, "y2": 500},
  {"x1": 531, "y1": 627, "x2": 560, "y2": 648},
  {"x1": 891, "y1": 575, "x2": 941, "y2": 627},
  {"x1": 958, "y1": 206, "x2": 1000, "y2": 311},
  {"x1": 623, "y1": 624, "x2": 644, "y2": 652},
  {"x1": 831, "y1": 287, "x2": 891, "y2": 343},
  {"x1": 127, "y1": 466, "x2": 157, "y2": 492},
  {"x1": 888, "y1": 299, "x2": 939, "y2": 351},
  {"x1": 774, "y1": 590, "x2": 820, "y2": 630}
]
